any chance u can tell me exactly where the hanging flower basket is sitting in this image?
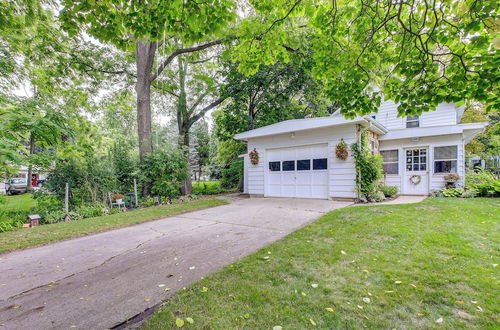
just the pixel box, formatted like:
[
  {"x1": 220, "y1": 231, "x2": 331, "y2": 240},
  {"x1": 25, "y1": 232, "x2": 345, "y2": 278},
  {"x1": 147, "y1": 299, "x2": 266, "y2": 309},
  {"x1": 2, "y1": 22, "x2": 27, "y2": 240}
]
[
  {"x1": 249, "y1": 148, "x2": 259, "y2": 165},
  {"x1": 336, "y1": 140, "x2": 349, "y2": 160},
  {"x1": 409, "y1": 175, "x2": 421, "y2": 185}
]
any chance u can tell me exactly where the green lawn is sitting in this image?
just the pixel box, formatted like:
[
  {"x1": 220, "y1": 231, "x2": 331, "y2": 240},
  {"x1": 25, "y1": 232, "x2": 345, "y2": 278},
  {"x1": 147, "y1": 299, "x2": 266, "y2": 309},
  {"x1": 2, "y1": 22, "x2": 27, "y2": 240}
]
[
  {"x1": 0, "y1": 197, "x2": 227, "y2": 254},
  {"x1": 0, "y1": 194, "x2": 36, "y2": 213},
  {"x1": 145, "y1": 198, "x2": 499, "y2": 329}
]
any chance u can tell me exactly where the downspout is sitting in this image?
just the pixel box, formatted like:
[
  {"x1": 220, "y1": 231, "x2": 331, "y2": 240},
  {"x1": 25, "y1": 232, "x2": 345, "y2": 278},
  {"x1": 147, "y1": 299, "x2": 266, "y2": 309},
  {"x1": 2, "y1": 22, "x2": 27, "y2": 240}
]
[{"x1": 356, "y1": 122, "x2": 372, "y2": 201}]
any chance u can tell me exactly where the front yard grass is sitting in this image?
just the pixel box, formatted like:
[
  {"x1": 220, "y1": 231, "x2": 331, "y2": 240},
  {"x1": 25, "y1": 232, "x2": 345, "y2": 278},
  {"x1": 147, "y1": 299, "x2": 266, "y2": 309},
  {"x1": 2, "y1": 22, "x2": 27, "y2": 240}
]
[
  {"x1": 0, "y1": 194, "x2": 36, "y2": 213},
  {"x1": 0, "y1": 197, "x2": 227, "y2": 254},
  {"x1": 145, "y1": 198, "x2": 499, "y2": 329}
]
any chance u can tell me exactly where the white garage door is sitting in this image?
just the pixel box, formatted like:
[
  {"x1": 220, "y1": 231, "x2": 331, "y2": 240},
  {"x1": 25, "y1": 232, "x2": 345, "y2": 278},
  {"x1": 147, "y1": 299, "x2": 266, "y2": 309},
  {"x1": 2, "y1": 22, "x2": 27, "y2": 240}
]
[{"x1": 266, "y1": 144, "x2": 329, "y2": 199}]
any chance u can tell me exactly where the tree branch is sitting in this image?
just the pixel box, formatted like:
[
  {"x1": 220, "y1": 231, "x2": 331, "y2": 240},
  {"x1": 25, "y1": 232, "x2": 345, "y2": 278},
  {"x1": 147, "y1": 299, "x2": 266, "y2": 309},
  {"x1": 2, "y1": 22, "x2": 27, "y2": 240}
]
[{"x1": 150, "y1": 39, "x2": 224, "y2": 82}]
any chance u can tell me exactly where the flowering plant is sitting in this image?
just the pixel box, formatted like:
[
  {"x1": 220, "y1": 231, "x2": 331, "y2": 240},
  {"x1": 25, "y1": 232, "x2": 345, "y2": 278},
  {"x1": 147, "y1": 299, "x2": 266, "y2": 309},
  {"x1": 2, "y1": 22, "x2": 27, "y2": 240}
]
[
  {"x1": 249, "y1": 148, "x2": 259, "y2": 165},
  {"x1": 113, "y1": 193, "x2": 124, "y2": 200},
  {"x1": 336, "y1": 140, "x2": 349, "y2": 160},
  {"x1": 444, "y1": 173, "x2": 460, "y2": 182}
]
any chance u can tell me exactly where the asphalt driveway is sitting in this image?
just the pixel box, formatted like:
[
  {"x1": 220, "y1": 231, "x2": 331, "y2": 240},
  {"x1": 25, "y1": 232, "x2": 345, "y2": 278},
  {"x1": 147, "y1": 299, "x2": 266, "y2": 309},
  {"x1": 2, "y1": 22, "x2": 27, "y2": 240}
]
[{"x1": 0, "y1": 197, "x2": 350, "y2": 329}]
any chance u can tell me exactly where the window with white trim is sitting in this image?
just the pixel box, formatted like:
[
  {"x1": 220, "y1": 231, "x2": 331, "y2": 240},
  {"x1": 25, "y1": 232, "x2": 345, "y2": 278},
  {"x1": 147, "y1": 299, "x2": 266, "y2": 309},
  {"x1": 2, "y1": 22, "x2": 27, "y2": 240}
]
[
  {"x1": 380, "y1": 150, "x2": 399, "y2": 174},
  {"x1": 434, "y1": 146, "x2": 458, "y2": 173},
  {"x1": 406, "y1": 115, "x2": 420, "y2": 128}
]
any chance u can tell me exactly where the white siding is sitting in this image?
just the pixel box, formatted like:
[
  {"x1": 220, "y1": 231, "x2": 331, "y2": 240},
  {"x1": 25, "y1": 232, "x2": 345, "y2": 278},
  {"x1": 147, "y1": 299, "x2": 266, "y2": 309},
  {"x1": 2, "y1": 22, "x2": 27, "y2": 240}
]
[
  {"x1": 379, "y1": 134, "x2": 465, "y2": 194},
  {"x1": 375, "y1": 101, "x2": 458, "y2": 129},
  {"x1": 247, "y1": 124, "x2": 358, "y2": 199}
]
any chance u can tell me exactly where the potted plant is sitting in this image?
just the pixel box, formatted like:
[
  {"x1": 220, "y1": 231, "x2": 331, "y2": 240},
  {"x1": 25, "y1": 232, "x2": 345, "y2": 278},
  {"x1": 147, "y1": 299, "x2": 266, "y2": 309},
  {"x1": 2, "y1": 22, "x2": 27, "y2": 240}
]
[
  {"x1": 444, "y1": 173, "x2": 460, "y2": 188},
  {"x1": 336, "y1": 140, "x2": 349, "y2": 160},
  {"x1": 113, "y1": 193, "x2": 124, "y2": 203},
  {"x1": 249, "y1": 148, "x2": 259, "y2": 165}
]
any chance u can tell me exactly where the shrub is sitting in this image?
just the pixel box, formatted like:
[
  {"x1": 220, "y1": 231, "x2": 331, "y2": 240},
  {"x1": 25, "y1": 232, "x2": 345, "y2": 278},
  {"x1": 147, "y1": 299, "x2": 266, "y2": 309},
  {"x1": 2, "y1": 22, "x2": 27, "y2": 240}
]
[
  {"x1": 192, "y1": 181, "x2": 224, "y2": 195},
  {"x1": 221, "y1": 159, "x2": 243, "y2": 189},
  {"x1": 0, "y1": 210, "x2": 28, "y2": 232},
  {"x1": 441, "y1": 188, "x2": 464, "y2": 197},
  {"x1": 0, "y1": 194, "x2": 6, "y2": 205},
  {"x1": 351, "y1": 133, "x2": 383, "y2": 199},
  {"x1": 379, "y1": 185, "x2": 398, "y2": 198},
  {"x1": 462, "y1": 190, "x2": 477, "y2": 198},
  {"x1": 465, "y1": 168, "x2": 496, "y2": 185},
  {"x1": 140, "y1": 150, "x2": 188, "y2": 198},
  {"x1": 370, "y1": 190, "x2": 386, "y2": 202},
  {"x1": 471, "y1": 181, "x2": 500, "y2": 197}
]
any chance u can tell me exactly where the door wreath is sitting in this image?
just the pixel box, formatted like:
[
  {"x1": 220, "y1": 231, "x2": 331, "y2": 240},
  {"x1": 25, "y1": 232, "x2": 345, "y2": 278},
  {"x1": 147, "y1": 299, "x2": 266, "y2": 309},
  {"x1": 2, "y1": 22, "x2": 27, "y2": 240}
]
[
  {"x1": 336, "y1": 140, "x2": 349, "y2": 160},
  {"x1": 409, "y1": 174, "x2": 421, "y2": 185},
  {"x1": 249, "y1": 148, "x2": 259, "y2": 165}
]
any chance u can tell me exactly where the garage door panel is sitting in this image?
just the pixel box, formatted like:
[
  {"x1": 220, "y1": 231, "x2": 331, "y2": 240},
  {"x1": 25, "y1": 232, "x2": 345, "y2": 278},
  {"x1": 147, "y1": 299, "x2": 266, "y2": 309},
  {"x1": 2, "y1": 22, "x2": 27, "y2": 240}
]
[
  {"x1": 311, "y1": 172, "x2": 328, "y2": 184},
  {"x1": 265, "y1": 144, "x2": 329, "y2": 199}
]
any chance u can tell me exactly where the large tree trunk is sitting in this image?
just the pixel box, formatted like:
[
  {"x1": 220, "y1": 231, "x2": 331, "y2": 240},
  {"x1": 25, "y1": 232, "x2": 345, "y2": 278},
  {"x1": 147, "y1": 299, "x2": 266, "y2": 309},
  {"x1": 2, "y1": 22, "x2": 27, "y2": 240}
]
[
  {"x1": 135, "y1": 40, "x2": 157, "y2": 196},
  {"x1": 26, "y1": 132, "x2": 35, "y2": 192},
  {"x1": 179, "y1": 128, "x2": 193, "y2": 195}
]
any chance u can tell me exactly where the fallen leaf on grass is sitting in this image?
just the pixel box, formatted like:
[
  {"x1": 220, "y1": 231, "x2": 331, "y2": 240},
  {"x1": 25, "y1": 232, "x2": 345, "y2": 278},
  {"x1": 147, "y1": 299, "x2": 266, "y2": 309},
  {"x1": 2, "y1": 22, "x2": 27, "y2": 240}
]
[
  {"x1": 273, "y1": 326, "x2": 282, "y2": 330},
  {"x1": 301, "y1": 292, "x2": 307, "y2": 296},
  {"x1": 176, "y1": 318, "x2": 184, "y2": 327},
  {"x1": 357, "y1": 305, "x2": 363, "y2": 309},
  {"x1": 244, "y1": 314, "x2": 250, "y2": 319},
  {"x1": 476, "y1": 306, "x2": 483, "y2": 312},
  {"x1": 262, "y1": 256, "x2": 270, "y2": 260},
  {"x1": 201, "y1": 287, "x2": 208, "y2": 292},
  {"x1": 325, "y1": 307, "x2": 334, "y2": 312},
  {"x1": 362, "y1": 297, "x2": 371, "y2": 304},
  {"x1": 341, "y1": 250, "x2": 347, "y2": 255},
  {"x1": 455, "y1": 300, "x2": 465, "y2": 304},
  {"x1": 311, "y1": 283, "x2": 318, "y2": 288},
  {"x1": 394, "y1": 281, "x2": 402, "y2": 284},
  {"x1": 310, "y1": 318, "x2": 316, "y2": 326},
  {"x1": 186, "y1": 317, "x2": 194, "y2": 324},
  {"x1": 436, "y1": 317, "x2": 443, "y2": 323}
]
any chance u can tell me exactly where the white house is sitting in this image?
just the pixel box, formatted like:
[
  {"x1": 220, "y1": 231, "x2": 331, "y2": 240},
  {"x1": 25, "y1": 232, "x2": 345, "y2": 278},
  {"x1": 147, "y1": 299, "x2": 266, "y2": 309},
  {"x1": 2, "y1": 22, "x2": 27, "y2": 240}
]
[{"x1": 234, "y1": 101, "x2": 487, "y2": 200}]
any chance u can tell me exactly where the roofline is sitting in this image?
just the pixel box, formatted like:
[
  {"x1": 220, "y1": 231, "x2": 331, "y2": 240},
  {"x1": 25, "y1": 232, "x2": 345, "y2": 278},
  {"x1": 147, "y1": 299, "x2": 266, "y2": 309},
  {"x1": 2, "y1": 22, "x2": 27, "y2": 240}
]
[
  {"x1": 379, "y1": 122, "x2": 488, "y2": 141},
  {"x1": 234, "y1": 117, "x2": 368, "y2": 141}
]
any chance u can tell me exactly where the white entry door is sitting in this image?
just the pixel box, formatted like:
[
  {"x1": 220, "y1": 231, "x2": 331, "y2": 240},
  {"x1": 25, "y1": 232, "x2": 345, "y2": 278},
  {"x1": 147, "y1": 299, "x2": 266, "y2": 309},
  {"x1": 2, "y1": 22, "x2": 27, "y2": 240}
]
[
  {"x1": 403, "y1": 147, "x2": 429, "y2": 195},
  {"x1": 266, "y1": 144, "x2": 329, "y2": 199}
]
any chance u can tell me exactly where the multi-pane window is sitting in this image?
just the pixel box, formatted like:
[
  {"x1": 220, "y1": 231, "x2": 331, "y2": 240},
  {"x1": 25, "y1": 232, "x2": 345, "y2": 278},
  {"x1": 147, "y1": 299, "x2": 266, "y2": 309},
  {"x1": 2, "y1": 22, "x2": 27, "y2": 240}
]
[
  {"x1": 380, "y1": 150, "x2": 399, "y2": 174},
  {"x1": 297, "y1": 159, "x2": 311, "y2": 171},
  {"x1": 313, "y1": 158, "x2": 327, "y2": 170},
  {"x1": 406, "y1": 115, "x2": 420, "y2": 128},
  {"x1": 406, "y1": 148, "x2": 427, "y2": 171},
  {"x1": 282, "y1": 161, "x2": 295, "y2": 171},
  {"x1": 269, "y1": 161, "x2": 280, "y2": 172},
  {"x1": 434, "y1": 146, "x2": 458, "y2": 173}
]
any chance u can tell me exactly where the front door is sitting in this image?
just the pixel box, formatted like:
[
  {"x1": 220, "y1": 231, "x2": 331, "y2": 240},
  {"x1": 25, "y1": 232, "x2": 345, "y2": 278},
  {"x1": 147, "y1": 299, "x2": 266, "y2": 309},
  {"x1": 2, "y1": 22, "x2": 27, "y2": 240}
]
[{"x1": 403, "y1": 147, "x2": 429, "y2": 195}]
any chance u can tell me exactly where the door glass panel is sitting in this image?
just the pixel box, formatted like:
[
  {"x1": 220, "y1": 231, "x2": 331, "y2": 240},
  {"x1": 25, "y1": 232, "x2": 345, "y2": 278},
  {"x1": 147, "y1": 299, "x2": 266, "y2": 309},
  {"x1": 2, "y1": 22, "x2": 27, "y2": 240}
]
[
  {"x1": 282, "y1": 161, "x2": 295, "y2": 171},
  {"x1": 297, "y1": 159, "x2": 311, "y2": 171},
  {"x1": 269, "y1": 161, "x2": 280, "y2": 171},
  {"x1": 406, "y1": 148, "x2": 427, "y2": 172}
]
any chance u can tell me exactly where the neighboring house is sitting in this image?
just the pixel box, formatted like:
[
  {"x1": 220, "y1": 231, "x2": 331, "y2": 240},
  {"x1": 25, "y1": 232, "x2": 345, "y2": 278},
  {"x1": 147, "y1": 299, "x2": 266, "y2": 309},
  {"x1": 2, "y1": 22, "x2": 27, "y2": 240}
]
[{"x1": 234, "y1": 101, "x2": 487, "y2": 199}]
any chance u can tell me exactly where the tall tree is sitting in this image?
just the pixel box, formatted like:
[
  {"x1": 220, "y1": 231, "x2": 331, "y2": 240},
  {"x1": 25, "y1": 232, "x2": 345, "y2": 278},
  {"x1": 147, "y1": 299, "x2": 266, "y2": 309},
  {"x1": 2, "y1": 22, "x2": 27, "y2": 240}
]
[
  {"x1": 59, "y1": 1, "x2": 236, "y2": 172},
  {"x1": 156, "y1": 52, "x2": 227, "y2": 193}
]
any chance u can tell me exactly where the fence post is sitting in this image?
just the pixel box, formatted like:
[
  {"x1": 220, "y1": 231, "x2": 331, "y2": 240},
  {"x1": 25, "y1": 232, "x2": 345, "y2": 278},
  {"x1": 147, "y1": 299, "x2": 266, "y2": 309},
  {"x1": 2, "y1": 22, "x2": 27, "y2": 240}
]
[
  {"x1": 64, "y1": 182, "x2": 70, "y2": 221},
  {"x1": 133, "y1": 178, "x2": 138, "y2": 208}
]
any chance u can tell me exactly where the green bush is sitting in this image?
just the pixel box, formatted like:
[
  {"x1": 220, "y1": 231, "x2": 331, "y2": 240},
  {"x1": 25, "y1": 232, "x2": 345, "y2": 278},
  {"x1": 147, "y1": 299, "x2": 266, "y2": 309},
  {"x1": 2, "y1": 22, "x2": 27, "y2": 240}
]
[
  {"x1": 442, "y1": 188, "x2": 464, "y2": 197},
  {"x1": 0, "y1": 210, "x2": 28, "y2": 232},
  {"x1": 192, "y1": 181, "x2": 224, "y2": 195},
  {"x1": 140, "y1": 150, "x2": 188, "y2": 198},
  {"x1": 0, "y1": 194, "x2": 6, "y2": 205},
  {"x1": 465, "y1": 168, "x2": 496, "y2": 186},
  {"x1": 379, "y1": 185, "x2": 398, "y2": 198},
  {"x1": 368, "y1": 190, "x2": 386, "y2": 202},
  {"x1": 351, "y1": 133, "x2": 383, "y2": 199},
  {"x1": 470, "y1": 180, "x2": 500, "y2": 197},
  {"x1": 221, "y1": 159, "x2": 243, "y2": 189}
]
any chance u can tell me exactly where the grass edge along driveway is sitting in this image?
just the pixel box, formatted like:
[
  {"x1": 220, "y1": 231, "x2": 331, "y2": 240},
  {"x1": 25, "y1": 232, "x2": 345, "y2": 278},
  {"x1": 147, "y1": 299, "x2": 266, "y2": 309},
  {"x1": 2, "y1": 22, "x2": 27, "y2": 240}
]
[
  {"x1": 144, "y1": 198, "x2": 499, "y2": 329},
  {"x1": 0, "y1": 197, "x2": 227, "y2": 254}
]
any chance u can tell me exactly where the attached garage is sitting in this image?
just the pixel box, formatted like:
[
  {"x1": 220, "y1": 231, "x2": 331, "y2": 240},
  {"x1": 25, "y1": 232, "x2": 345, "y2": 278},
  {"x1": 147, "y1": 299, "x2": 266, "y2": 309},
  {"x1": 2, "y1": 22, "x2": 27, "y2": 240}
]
[{"x1": 265, "y1": 144, "x2": 329, "y2": 199}]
